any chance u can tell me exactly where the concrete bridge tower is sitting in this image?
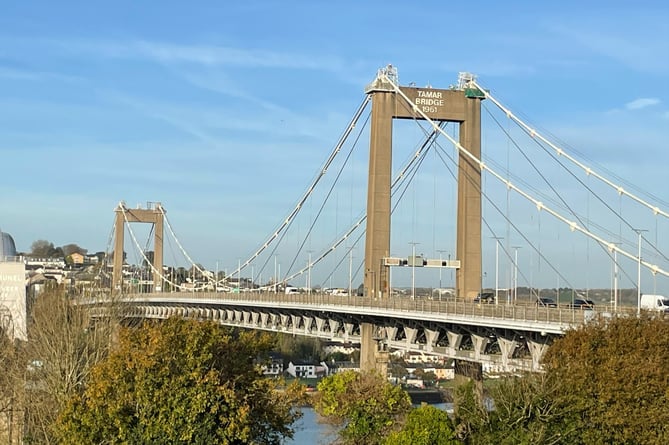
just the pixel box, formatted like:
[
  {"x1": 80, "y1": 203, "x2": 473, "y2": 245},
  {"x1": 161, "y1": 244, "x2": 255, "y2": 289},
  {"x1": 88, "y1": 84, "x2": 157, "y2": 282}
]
[
  {"x1": 360, "y1": 67, "x2": 484, "y2": 372},
  {"x1": 112, "y1": 202, "x2": 165, "y2": 293}
]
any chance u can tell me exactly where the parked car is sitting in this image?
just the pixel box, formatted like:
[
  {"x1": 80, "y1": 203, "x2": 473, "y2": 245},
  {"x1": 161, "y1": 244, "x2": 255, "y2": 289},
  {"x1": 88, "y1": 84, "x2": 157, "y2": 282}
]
[
  {"x1": 536, "y1": 297, "x2": 558, "y2": 307},
  {"x1": 474, "y1": 292, "x2": 495, "y2": 304},
  {"x1": 570, "y1": 298, "x2": 595, "y2": 309}
]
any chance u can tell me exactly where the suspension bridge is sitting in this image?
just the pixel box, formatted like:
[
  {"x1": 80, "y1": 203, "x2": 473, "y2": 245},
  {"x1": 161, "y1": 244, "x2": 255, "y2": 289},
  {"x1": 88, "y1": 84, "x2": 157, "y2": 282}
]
[{"x1": 93, "y1": 65, "x2": 669, "y2": 375}]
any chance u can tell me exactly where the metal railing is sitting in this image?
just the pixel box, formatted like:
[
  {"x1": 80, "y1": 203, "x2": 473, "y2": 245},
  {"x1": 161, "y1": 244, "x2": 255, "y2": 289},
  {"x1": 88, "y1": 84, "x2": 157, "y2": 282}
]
[{"x1": 125, "y1": 291, "x2": 591, "y2": 328}]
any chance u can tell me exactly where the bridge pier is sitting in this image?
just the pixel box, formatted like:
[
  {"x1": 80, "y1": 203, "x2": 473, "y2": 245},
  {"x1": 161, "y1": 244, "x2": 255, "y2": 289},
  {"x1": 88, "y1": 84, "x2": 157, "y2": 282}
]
[
  {"x1": 303, "y1": 316, "x2": 313, "y2": 334},
  {"x1": 527, "y1": 337, "x2": 551, "y2": 371},
  {"x1": 403, "y1": 326, "x2": 418, "y2": 347},
  {"x1": 454, "y1": 359, "x2": 483, "y2": 401},
  {"x1": 360, "y1": 322, "x2": 376, "y2": 372},
  {"x1": 471, "y1": 334, "x2": 490, "y2": 361},
  {"x1": 447, "y1": 330, "x2": 464, "y2": 356},
  {"x1": 425, "y1": 328, "x2": 440, "y2": 353},
  {"x1": 498, "y1": 337, "x2": 519, "y2": 372}
]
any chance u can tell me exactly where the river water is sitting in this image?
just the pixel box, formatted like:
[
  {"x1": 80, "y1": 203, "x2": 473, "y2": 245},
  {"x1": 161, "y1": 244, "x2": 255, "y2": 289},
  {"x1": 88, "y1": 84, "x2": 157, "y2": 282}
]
[{"x1": 286, "y1": 404, "x2": 453, "y2": 445}]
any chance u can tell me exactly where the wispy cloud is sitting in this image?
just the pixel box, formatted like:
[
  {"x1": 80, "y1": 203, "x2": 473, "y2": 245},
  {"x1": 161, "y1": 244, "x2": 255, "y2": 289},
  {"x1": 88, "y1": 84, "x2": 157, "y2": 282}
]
[
  {"x1": 0, "y1": 66, "x2": 83, "y2": 83},
  {"x1": 625, "y1": 98, "x2": 661, "y2": 110},
  {"x1": 549, "y1": 18, "x2": 669, "y2": 73},
  {"x1": 55, "y1": 38, "x2": 350, "y2": 74}
]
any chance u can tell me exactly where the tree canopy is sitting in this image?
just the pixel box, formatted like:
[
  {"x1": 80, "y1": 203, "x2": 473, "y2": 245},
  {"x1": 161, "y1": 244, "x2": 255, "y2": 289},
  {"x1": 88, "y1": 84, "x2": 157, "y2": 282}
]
[
  {"x1": 454, "y1": 314, "x2": 669, "y2": 445},
  {"x1": 542, "y1": 314, "x2": 669, "y2": 445},
  {"x1": 314, "y1": 370, "x2": 412, "y2": 445},
  {"x1": 55, "y1": 318, "x2": 304, "y2": 444},
  {"x1": 384, "y1": 404, "x2": 459, "y2": 445}
]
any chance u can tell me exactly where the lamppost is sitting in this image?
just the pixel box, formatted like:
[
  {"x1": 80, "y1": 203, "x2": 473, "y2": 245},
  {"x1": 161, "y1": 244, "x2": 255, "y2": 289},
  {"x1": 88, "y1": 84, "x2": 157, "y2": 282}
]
[
  {"x1": 215, "y1": 261, "x2": 219, "y2": 292},
  {"x1": 609, "y1": 242, "x2": 621, "y2": 312},
  {"x1": 491, "y1": 237, "x2": 503, "y2": 305},
  {"x1": 634, "y1": 229, "x2": 647, "y2": 315},
  {"x1": 307, "y1": 250, "x2": 313, "y2": 295},
  {"x1": 512, "y1": 246, "x2": 522, "y2": 304},
  {"x1": 409, "y1": 242, "x2": 420, "y2": 299},
  {"x1": 437, "y1": 249, "x2": 448, "y2": 295},
  {"x1": 348, "y1": 248, "x2": 354, "y2": 297},
  {"x1": 274, "y1": 255, "x2": 278, "y2": 293}
]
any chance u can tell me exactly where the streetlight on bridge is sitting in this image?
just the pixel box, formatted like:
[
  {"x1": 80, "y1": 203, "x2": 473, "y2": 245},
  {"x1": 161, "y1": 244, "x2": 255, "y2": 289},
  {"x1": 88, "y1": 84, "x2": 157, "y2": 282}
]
[
  {"x1": 633, "y1": 228, "x2": 648, "y2": 315},
  {"x1": 409, "y1": 242, "x2": 420, "y2": 300},
  {"x1": 609, "y1": 241, "x2": 621, "y2": 313},
  {"x1": 437, "y1": 249, "x2": 448, "y2": 301},
  {"x1": 306, "y1": 250, "x2": 313, "y2": 295},
  {"x1": 491, "y1": 237, "x2": 503, "y2": 305},
  {"x1": 512, "y1": 246, "x2": 522, "y2": 304}
]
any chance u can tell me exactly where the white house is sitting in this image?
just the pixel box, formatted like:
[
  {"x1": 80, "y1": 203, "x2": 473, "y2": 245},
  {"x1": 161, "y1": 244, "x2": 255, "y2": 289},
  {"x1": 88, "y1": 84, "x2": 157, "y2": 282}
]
[
  {"x1": 261, "y1": 354, "x2": 284, "y2": 377},
  {"x1": 285, "y1": 361, "x2": 329, "y2": 379}
]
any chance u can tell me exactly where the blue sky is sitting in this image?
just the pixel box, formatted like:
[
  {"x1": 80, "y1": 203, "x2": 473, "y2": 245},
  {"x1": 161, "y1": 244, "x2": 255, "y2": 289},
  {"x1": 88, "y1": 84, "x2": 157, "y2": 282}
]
[{"x1": 2, "y1": 1, "x2": 669, "y2": 291}]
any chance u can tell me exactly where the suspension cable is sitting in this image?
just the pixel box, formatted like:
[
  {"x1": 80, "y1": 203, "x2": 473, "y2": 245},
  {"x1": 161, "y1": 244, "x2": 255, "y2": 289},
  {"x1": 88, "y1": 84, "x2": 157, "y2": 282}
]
[
  {"x1": 472, "y1": 79, "x2": 669, "y2": 222},
  {"x1": 228, "y1": 95, "x2": 372, "y2": 280},
  {"x1": 280, "y1": 122, "x2": 445, "y2": 284},
  {"x1": 381, "y1": 72, "x2": 669, "y2": 278}
]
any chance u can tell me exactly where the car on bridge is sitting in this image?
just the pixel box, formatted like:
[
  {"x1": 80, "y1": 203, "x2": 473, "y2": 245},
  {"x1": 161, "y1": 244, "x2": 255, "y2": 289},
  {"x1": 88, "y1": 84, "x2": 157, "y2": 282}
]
[
  {"x1": 569, "y1": 298, "x2": 595, "y2": 309},
  {"x1": 536, "y1": 297, "x2": 558, "y2": 308},
  {"x1": 473, "y1": 292, "x2": 495, "y2": 304}
]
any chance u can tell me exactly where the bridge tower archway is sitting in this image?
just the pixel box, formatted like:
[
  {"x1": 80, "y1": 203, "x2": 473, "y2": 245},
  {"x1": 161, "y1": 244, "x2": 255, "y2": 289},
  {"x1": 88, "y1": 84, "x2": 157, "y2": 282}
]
[
  {"x1": 363, "y1": 67, "x2": 484, "y2": 301},
  {"x1": 360, "y1": 66, "x2": 484, "y2": 371},
  {"x1": 112, "y1": 202, "x2": 165, "y2": 293}
]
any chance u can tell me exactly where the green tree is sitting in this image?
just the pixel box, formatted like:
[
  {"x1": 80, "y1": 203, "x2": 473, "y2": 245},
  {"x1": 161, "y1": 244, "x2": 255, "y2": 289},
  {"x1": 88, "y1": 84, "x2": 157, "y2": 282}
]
[
  {"x1": 314, "y1": 370, "x2": 412, "y2": 445},
  {"x1": 452, "y1": 380, "x2": 490, "y2": 443},
  {"x1": 454, "y1": 374, "x2": 572, "y2": 445},
  {"x1": 453, "y1": 315, "x2": 669, "y2": 445},
  {"x1": 61, "y1": 244, "x2": 87, "y2": 257},
  {"x1": 384, "y1": 404, "x2": 459, "y2": 445},
  {"x1": 542, "y1": 314, "x2": 669, "y2": 445},
  {"x1": 29, "y1": 240, "x2": 63, "y2": 258},
  {"x1": 55, "y1": 318, "x2": 304, "y2": 444},
  {"x1": 275, "y1": 334, "x2": 322, "y2": 363}
]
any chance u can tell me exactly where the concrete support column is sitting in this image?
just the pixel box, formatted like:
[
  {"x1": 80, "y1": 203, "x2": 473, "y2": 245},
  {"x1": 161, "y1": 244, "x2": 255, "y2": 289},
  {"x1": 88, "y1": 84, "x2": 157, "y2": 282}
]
[
  {"x1": 303, "y1": 316, "x2": 313, "y2": 334},
  {"x1": 328, "y1": 319, "x2": 340, "y2": 337},
  {"x1": 260, "y1": 313, "x2": 269, "y2": 327},
  {"x1": 498, "y1": 337, "x2": 519, "y2": 372},
  {"x1": 153, "y1": 207, "x2": 164, "y2": 292},
  {"x1": 456, "y1": 97, "x2": 483, "y2": 300},
  {"x1": 528, "y1": 338, "x2": 550, "y2": 371},
  {"x1": 384, "y1": 326, "x2": 398, "y2": 342},
  {"x1": 270, "y1": 313, "x2": 279, "y2": 327},
  {"x1": 447, "y1": 331, "x2": 463, "y2": 356},
  {"x1": 471, "y1": 334, "x2": 490, "y2": 360},
  {"x1": 404, "y1": 327, "x2": 418, "y2": 346},
  {"x1": 291, "y1": 315, "x2": 301, "y2": 333},
  {"x1": 344, "y1": 322, "x2": 354, "y2": 339},
  {"x1": 360, "y1": 322, "x2": 377, "y2": 372},
  {"x1": 425, "y1": 328, "x2": 440, "y2": 352},
  {"x1": 314, "y1": 317, "x2": 325, "y2": 333},
  {"x1": 364, "y1": 89, "x2": 394, "y2": 300},
  {"x1": 112, "y1": 206, "x2": 125, "y2": 292}
]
